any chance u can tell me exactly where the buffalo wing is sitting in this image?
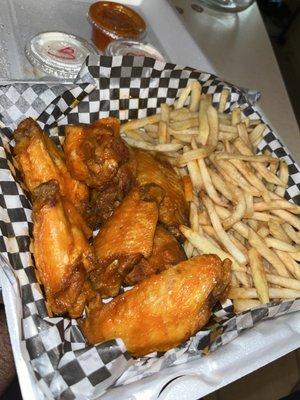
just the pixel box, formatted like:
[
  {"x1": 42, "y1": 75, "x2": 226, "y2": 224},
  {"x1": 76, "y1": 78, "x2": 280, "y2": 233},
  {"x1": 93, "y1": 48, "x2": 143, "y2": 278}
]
[
  {"x1": 81, "y1": 254, "x2": 231, "y2": 357},
  {"x1": 32, "y1": 180, "x2": 97, "y2": 317},
  {"x1": 14, "y1": 118, "x2": 88, "y2": 214}
]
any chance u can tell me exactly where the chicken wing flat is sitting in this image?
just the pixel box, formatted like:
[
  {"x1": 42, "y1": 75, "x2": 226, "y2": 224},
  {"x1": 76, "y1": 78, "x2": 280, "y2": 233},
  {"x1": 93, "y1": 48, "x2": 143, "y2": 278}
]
[
  {"x1": 32, "y1": 180, "x2": 97, "y2": 317},
  {"x1": 63, "y1": 118, "x2": 131, "y2": 190},
  {"x1": 133, "y1": 149, "x2": 188, "y2": 241},
  {"x1": 124, "y1": 225, "x2": 186, "y2": 285},
  {"x1": 14, "y1": 118, "x2": 88, "y2": 214},
  {"x1": 81, "y1": 254, "x2": 231, "y2": 357},
  {"x1": 90, "y1": 184, "x2": 163, "y2": 297}
]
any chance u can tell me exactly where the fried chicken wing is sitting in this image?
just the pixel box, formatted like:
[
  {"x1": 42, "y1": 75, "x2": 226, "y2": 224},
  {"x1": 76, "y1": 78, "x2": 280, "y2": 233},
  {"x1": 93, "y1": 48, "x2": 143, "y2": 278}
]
[
  {"x1": 133, "y1": 149, "x2": 188, "y2": 241},
  {"x1": 124, "y1": 225, "x2": 186, "y2": 285},
  {"x1": 32, "y1": 180, "x2": 97, "y2": 317},
  {"x1": 14, "y1": 118, "x2": 88, "y2": 214},
  {"x1": 90, "y1": 184, "x2": 163, "y2": 297},
  {"x1": 81, "y1": 254, "x2": 231, "y2": 357},
  {"x1": 63, "y1": 118, "x2": 130, "y2": 189}
]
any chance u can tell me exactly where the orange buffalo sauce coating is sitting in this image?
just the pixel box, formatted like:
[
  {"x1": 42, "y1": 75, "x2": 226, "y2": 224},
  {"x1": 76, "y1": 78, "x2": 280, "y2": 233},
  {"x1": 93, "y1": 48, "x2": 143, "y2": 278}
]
[{"x1": 88, "y1": 1, "x2": 146, "y2": 51}]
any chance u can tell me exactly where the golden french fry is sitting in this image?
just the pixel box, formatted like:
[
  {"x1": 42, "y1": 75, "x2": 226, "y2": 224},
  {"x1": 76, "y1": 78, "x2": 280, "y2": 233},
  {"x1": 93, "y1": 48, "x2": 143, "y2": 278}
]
[
  {"x1": 175, "y1": 84, "x2": 193, "y2": 109},
  {"x1": 237, "y1": 123, "x2": 251, "y2": 148},
  {"x1": 249, "y1": 123, "x2": 266, "y2": 146},
  {"x1": 275, "y1": 160, "x2": 289, "y2": 197},
  {"x1": 249, "y1": 248, "x2": 269, "y2": 303},
  {"x1": 209, "y1": 168, "x2": 235, "y2": 202},
  {"x1": 190, "y1": 202, "x2": 199, "y2": 232},
  {"x1": 215, "y1": 153, "x2": 278, "y2": 163},
  {"x1": 228, "y1": 159, "x2": 267, "y2": 196},
  {"x1": 213, "y1": 158, "x2": 261, "y2": 196},
  {"x1": 247, "y1": 219, "x2": 259, "y2": 231},
  {"x1": 124, "y1": 137, "x2": 183, "y2": 152},
  {"x1": 228, "y1": 287, "x2": 300, "y2": 300},
  {"x1": 234, "y1": 138, "x2": 286, "y2": 187},
  {"x1": 198, "y1": 158, "x2": 228, "y2": 207},
  {"x1": 232, "y1": 108, "x2": 241, "y2": 126},
  {"x1": 198, "y1": 96, "x2": 210, "y2": 145},
  {"x1": 234, "y1": 271, "x2": 251, "y2": 288},
  {"x1": 233, "y1": 299, "x2": 261, "y2": 312},
  {"x1": 121, "y1": 114, "x2": 160, "y2": 132},
  {"x1": 201, "y1": 192, "x2": 247, "y2": 264},
  {"x1": 158, "y1": 121, "x2": 168, "y2": 144},
  {"x1": 266, "y1": 273, "x2": 300, "y2": 291},
  {"x1": 282, "y1": 223, "x2": 300, "y2": 245},
  {"x1": 198, "y1": 210, "x2": 210, "y2": 225},
  {"x1": 248, "y1": 228, "x2": 289, "y2": 277},
  {"x1": 264, "y1": 237, "x2": 300, "y2": 253},
  {"x1": 218, "y1": 89, "x2": 229, "y2": 113},
  {"x1": 244, "y1": 192, "x2": 254, "y2": 218},
  {"x1": 189, "y1": 81, "x2": 202, "y2": 112},
  {"x1": 271, "y1": 209, "x2": 300, "y2": 231},
  {"x1": 180, "y1": 225, "x2": 247, "y2": 272},
  {"x1": 268, "y1": 220, "x2": 292, "y2": 243},
  {"x1": 170, "y1": 111, "x2": 198, "y2": 122},
  {"x1": 219, "y1": 132, "x2": 238, "y2": 141},
  {"x1": 214, "y1": 204, "x2": 250, "y2": 239},
  {"x1": 177, "y1": 147, "x2": 212, "y2": 166},
  {"x1": 253, "y1": 200, "x2": 300, "y2": 213},
  {"x1": 170, "y1": 118, "x2": 198, "y2": 131},
  {"x1": 219, "y1": 124, "x2": 237, "y2": 133},
  {"x1": 182, "y1": 175, "x2": 193, "y2": 202},
  {"x1": 275, "y1": 250, "x2": 300, "y2": 280},
  {"x1": 222, "y1": 188, "x2": 246, "y2": 230},
  {"x1": 207, "y1": 105, "x2": 219, "y2": 148}
]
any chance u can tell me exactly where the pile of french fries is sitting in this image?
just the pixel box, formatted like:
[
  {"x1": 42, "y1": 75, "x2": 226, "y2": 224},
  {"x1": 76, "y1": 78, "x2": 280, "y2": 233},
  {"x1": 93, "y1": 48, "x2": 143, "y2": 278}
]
[{"x1": 120, "y1": 81, "x2": 300, "y2": 313}]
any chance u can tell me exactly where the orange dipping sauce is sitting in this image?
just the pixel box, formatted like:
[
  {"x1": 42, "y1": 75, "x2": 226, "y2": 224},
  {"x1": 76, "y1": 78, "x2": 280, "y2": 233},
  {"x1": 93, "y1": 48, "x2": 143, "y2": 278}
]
[{"x1": 88, "y1": 2, "x2": 146, "y2": 52}]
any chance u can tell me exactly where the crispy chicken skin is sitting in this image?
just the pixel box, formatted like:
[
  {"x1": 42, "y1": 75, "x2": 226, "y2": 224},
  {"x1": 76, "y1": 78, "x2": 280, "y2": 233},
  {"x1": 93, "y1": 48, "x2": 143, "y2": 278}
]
[
  {"x1": 133, "y1": 149, "x2": 188, "y2": 241},
  {"x1": 32, "y1": 180, "x2": 97, "y2": 317},
  {"x1": 81, "y1": 255, "x2": 231, "y2": 357},
  {"x1": 124, "y1": 225, "x2": 186, "y2": 285},
  {"x1": 63, "y1": 118, "x2": 130, "y2": 190},
  {"x1": 14, "y1": 118, "x2": 88, "y2": 214},
  {"x1": 90, "y1": 184, "x2": 163, "y2": 297}
]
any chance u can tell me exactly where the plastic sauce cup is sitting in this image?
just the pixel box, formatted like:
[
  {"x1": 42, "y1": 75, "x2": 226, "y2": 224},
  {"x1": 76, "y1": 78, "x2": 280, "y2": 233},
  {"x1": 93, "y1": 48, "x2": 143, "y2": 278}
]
[{"x1": 88, "y1": 1, "x2": 146, "y2": 52}]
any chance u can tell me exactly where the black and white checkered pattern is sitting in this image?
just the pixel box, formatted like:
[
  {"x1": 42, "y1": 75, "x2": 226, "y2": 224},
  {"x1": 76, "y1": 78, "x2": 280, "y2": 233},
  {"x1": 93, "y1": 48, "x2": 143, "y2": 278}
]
[{"x1": 0, "y1": 55, "x2": 300, "y2": 399}]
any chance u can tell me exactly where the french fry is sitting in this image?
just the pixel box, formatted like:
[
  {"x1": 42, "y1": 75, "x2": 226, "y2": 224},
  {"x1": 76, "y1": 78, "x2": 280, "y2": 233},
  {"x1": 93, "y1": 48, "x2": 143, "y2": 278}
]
[
  {"x1": 177, "y1": 147, "x2": 212, "y2": 166},
  {"x1": 218, "y1": 89, "x2": 229, "y2": 113},
  {"x1": 209, "y1": 168, "x2": 235, "y2": 202},
  {"x1": 198, "y1": 96, "x2": 210, "y2": 145},
  {"x1": 189, "y1": 81, "x2": 202, "y2": 112},
  {"x1": 248, "y1": 228, "x2": 289, "y2": 277},
  {"x1": 180, "y1": 225, "x2": 247, "y2": 272},
  {"x1": 222, "y1": 188, "x2": 246, "y2": 230},
  {"x1": 253, "y1": 200, "x2": 300, "y2": 213},
  {"x1": 215, "y1": 153, "x2": 277, "y2": 163},
  {"x1": 268, "y1": 220, "x2": 292, "y2": 243},
  {"x1": 266, "y1": 273, "x2": 300, "y2": 291},
  {"x1": 275, "y1": 160, "x2": 289, "y2": 197},
  {"x1": 182, "y1": 175, "x2": 193, "y2": 202},
  {"x1": 158, "y1": 121, "x2": 168, "y2": 144},
  {"x1": 237, "y1": 123, "x2": 251, "y2": 148},
  {"x1": 275, "y1": 250, "x2": 300, "y2": 280},
  {"x1": 257, "y1": 226, "x2": 269, "y2": 238},
  {"x1": 198, "y1": 158, "x2": 228, "y2": 207},
  {"x1": 121, "y1": 114, "x2": 160, "y2": 132},
  {"x1": 170, "y1": 111, "x2": 198, "y2": 122},
  {"x1": 170, "y1": 118, "x2": 198, "y2": 131},
  {"x1": 175, "y1": 84, "x2": 193, "y2": 109},
  {"x1": 282, "y1": 223, "x2": 300, "y2": 245},
  {"x1": 244, "y1": 192, "x2": 254, "y2": 218},
  {"x1": 228, "y1": 287, "x2": 300, "y2": 300},
  {"x1": 201, "y1": 192, "x2": 247, "y2": 264},
  {"x1": 271, "y1": 209, "x2": 300, "y2": 231},
  {"x1": 233, "y1": 299, "x2": 261, "y2": 312},
  {"x1": 249, "y1": 123, "x2": 266, "y2": 146},
  {"x1": 249, "y1": 248, "x2": 269, "y2": 303},
  {"x1": 124, "y1": 137, "x2": 183, "y2": 152},
  {"x1": 207, "y1": 105, "x2": 219, "y2": 148},
  {"x1": 264, "y1": 237, "x2": 300, "y2": 253},
  {"x1": 234, "y1": 138, "x2": 286, "y2": 187},
  {"x1": 190, "y1": 201, "x2": 199, "y2": 232}
]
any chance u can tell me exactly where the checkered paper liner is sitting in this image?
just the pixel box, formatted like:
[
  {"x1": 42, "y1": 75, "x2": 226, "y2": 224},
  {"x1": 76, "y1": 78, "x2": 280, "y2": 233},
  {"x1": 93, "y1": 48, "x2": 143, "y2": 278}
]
[{"x1": 1, "y1": 55, "x2": 300, "y2": 400}]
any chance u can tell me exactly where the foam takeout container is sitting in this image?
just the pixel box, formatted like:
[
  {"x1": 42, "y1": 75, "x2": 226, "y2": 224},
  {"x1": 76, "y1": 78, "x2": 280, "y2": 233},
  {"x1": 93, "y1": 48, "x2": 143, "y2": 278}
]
[{"x1": 0, "y1": 55, "x2": 300, "y2": 400}]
